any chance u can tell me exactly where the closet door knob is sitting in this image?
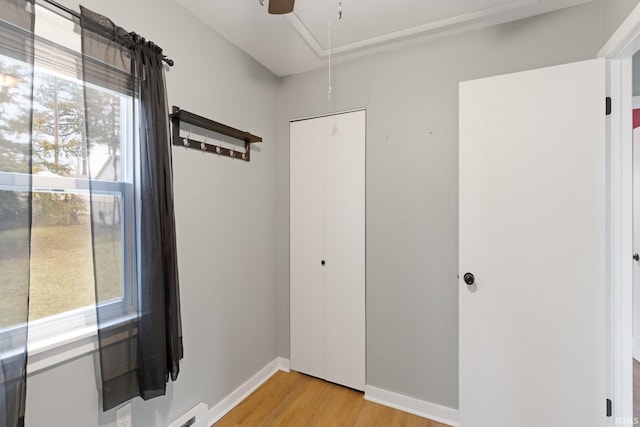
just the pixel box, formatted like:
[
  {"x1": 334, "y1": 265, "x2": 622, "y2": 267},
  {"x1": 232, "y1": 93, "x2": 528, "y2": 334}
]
[{"x1": 321, "y1": 260, "x2": 326, "y2": 266}]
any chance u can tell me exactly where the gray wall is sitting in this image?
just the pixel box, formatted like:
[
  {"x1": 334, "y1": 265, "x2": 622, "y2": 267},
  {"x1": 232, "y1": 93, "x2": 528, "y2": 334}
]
[
  {"x1": 277, "y1": 3, "x2": 601, "y2": 410},
  {"x1": 600, "y1": 0, "x2": 640, "y2": 43},
  {"x1": 25, "y1": 0, "x2": 279, "y2": 426}
]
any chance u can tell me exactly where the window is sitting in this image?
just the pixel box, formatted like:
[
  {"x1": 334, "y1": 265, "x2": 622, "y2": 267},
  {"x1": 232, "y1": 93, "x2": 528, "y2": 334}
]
[{"x1": 0, "y1": 5, "x2": 136, "y2": 365}]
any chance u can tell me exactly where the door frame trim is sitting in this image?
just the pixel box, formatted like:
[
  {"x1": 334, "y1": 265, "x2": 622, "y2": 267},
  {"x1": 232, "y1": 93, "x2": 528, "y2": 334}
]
[
  {"x1": 600, "y1": 5, "x2": 640, "y2": 422},
  {"x1": 599, "y1": 5, "x2": 640, "y2": 59},
  {"x1": 289, "y1": 108, "x2": 367, "y2": 123}
]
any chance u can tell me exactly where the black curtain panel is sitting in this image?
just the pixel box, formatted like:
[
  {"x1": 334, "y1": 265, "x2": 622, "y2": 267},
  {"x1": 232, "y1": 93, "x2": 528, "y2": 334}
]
[
  {"x1": 80, "y1": 6, "x2": 182, "y2": 411},
  {"x1": 0, "y1": 1, "x2": 34, "y2": 426}
]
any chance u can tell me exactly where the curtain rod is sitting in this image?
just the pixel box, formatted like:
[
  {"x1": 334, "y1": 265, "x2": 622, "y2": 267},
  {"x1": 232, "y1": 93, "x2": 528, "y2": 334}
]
[{"x1": 39, "y1": 0, "x2": 175, "y2": 67}]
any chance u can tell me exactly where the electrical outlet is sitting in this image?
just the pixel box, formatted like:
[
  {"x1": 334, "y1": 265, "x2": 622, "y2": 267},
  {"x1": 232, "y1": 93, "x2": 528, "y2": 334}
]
[{"x1": 115, "y1": 403, "x2": 132, "y2": 427}]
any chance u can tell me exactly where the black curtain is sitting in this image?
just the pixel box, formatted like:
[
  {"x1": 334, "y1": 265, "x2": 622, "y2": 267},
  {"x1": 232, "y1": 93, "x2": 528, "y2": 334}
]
[
  {"x1": 0, "y1": 1, "x2": 34, "y2": 426},
  {"x1": 80, "y1": 6, "x2": 182, "y2": 411}
]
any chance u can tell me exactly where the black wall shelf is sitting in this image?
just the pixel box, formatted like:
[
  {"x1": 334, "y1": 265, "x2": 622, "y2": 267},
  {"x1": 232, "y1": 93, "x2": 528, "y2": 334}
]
[{"x1": 170, "y1": 106, "x2": 262, "y2": 162}]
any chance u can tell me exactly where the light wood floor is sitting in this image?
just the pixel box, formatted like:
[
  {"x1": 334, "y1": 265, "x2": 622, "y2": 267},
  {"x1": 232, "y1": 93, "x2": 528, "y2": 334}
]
[{"x1": 213, "y1": 371, "x2": 450, "y2": 427}]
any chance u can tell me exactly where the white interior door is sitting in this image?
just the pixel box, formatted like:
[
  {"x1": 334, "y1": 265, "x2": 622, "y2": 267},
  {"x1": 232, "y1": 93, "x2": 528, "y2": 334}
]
[
  {"x1": 324, "y1": 111, "x2": 366, "y2": 390},
  {"x1": 290, "y1": 115, "x2": 327, "y2": 380},
  {"x1": 290, "y1": 110, "x2": 366, "y2": 391},
  {"x1": 459, "y1": 59, "x2": 607, "y2": 427}
]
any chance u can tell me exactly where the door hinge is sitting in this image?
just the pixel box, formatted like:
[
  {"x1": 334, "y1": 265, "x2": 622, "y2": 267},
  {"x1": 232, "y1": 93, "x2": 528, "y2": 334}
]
[
  {"x1": 606, "y1": 398, "x2": 612, "y2": 417},
  {"x1": 606, "y1": 97, "x2": 612, "y2": 115}
]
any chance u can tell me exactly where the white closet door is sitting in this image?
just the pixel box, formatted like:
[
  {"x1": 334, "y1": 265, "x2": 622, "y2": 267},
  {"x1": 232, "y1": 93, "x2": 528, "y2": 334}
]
[
  {"x1": 290, "y1": 116, "x2": 327, "y2": 380},
  {"x1": 324, "y1": 111, "x2": 366, "y2": 390},
  {"x1": 290, "y1": 110, "x2": 366, "y2": 391}
]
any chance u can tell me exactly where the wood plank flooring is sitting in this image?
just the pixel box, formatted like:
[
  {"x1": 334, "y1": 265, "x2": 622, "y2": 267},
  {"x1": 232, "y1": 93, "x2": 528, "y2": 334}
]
[{"x1": 213, "y1": 371, "x2": 450, "y2": 427}]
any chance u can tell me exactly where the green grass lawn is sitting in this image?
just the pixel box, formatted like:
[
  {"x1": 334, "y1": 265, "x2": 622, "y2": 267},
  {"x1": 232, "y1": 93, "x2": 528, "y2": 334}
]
[{"x1": 0, "y1": 222, "x2": 122, "y2": 328}]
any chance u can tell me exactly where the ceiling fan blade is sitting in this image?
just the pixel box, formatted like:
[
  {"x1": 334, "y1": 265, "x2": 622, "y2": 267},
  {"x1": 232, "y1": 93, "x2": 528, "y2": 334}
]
[{"x1": 268, "y1": 0, "x2": 295, "y2": 14}]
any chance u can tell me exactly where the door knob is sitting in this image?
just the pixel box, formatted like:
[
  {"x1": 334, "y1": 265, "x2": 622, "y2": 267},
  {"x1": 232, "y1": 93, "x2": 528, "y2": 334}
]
[
  {"x1": 321, "y1": 260, "x2": 326, "y2": 266},
  {"x1": 463, "y1": 272, "x2": 475, "y2": 286},
  {"x1": 634, "y1": 254, "x2": 639, "y2": 261}
]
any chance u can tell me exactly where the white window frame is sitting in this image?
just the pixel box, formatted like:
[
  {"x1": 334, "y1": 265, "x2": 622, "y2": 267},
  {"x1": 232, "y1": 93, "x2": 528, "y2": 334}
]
[
  {"x1": 0, "y1": 173, "x2": 136, "y2": 374},
  {"x1": 0, "y1": 3, "x2": 139, "y2": 373}
]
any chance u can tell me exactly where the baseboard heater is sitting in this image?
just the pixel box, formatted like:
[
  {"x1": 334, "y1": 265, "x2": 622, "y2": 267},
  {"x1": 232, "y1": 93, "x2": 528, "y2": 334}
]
[{"x1": 167, "y1": 403, "x2": 208, "y2": 427}]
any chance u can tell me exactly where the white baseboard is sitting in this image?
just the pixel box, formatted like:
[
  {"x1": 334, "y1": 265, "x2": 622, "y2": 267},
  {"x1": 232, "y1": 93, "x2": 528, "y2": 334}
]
[
  {"x1": 276, "y1": 356, "x2": 291, "y2": 372},
  {"x1": 193, "y1": 358, "x2": 457, "y2": 427},
  {"x1": 195, "y1": 357, "x2": 290, "y2": 427},
  {"x1": 364, "y1": 385, "x2": 459, "y2": 427}
]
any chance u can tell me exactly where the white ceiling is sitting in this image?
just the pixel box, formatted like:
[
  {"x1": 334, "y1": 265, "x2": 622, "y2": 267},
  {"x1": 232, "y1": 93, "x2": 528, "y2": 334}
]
[{"x1": 172, "y1": 0, "x2": 593, "y2": 77}]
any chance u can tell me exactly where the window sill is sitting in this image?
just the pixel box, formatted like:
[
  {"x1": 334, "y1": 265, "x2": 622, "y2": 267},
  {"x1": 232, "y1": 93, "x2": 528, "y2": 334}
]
[
  {"x1": 27, "y1": 324, "x2": 98, "y2": 376},
  {"x1": 26, "y1": 307, "x2": 136, "y2": 376},
  {"x1": 23, "y1": 305, "x2": 98, "y2": 375}
]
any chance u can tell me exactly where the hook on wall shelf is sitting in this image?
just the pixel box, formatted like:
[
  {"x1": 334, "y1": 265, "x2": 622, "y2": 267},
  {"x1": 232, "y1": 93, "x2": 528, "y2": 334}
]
[{"x1": 170, "y1": 106, "x2": 262, "y2": 162}]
